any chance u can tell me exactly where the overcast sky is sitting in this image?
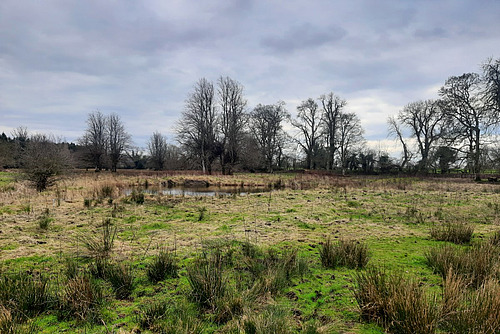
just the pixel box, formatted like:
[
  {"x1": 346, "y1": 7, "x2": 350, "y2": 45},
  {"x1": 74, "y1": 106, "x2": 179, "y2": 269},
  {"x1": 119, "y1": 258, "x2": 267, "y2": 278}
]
[{"x1": 1, "y1": 0, "x2": 500, "y2": 155}]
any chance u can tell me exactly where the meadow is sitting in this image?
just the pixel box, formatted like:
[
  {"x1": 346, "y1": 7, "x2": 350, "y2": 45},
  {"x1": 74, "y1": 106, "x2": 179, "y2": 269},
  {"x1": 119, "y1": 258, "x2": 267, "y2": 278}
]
[{"x1": 0, "y1": 170, "x2": 499, "y2": 333}]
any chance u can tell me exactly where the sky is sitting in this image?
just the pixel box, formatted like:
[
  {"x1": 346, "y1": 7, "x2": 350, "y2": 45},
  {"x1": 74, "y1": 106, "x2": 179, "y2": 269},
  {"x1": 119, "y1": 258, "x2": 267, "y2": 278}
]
[{"x1": 1, "y1": 0, "x2": 500, "y2": 156}]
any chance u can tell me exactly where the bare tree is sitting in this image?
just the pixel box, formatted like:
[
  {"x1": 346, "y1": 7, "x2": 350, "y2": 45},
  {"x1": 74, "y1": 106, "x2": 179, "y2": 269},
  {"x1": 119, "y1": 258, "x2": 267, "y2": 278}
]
[
  {"x1": 482, "y1": 57, "x2": 500, "y2": 112},
  {"x1": 291, "y1": 98, "x2": 322, "y2": 169},
  {"x1": 177, "y1": 78, "x2": 217, "y2": 174},
  {"x1": 387, "y1": 116, "x2": 412, "y2": 169},
  {"x1": 80, "y1": 111, "x2": 108, "y2": 171},
  {"x1": 320, "y1": 93, "x2": 346, "y2": 170},
  {"x1": 439, "y1": 73, "x2": 499, "y2": 180},
  {"x1": 217, "y1": 76, "x2": 247, "y2": 174},
  {"x1": 107, "y1": 113, "x2": 131, "y2": 172},
  {"x1": 398, "y1": 100, "x2": 444, "y2": 172},
  {"x1": 250, "y1": 102, "x2": 289, "y2": 172},
  {"x1": 147, "y1": 131, "x2": 168, "y2": 170},
  {"x1": 22, "y1": 134, "x2": 73, "y2": 191},
  {"x1": 337, "y1": 112, "x2": 364, "y2": 174}
]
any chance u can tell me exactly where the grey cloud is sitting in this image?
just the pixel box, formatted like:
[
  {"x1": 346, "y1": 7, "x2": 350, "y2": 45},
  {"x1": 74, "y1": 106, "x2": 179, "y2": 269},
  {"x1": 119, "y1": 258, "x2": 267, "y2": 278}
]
[{"x1": 261, "y1": 23, "x2": 346, "y2": 54}]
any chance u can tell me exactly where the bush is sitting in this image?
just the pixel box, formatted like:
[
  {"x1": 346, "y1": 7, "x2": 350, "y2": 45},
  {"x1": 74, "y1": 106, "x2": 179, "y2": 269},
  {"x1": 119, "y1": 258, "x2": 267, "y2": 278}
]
[
  {"x1": 354, "y1": 267, "x2": 439, "y2": 334},
  {"x1": 106, "y1": 263, "x2": 134, "y2": 300},
  {"x1": 320, "y1": 238, "x2": 369, "y2": 269},
  {"x1": 430, "y1": 222, "x2": 474, "y2": 244},
  {"x1": 60, "y1": 276, "x2": 103, "y2": 322},
  {"x1": 146, "y1": 248, "x2": 178, "y2": 283}
]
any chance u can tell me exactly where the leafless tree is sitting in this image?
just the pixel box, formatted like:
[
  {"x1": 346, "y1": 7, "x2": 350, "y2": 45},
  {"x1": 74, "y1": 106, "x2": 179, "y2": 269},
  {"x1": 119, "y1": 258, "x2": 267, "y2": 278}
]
[
  {"x1": 217, "y1": 76, "x2": 247, "y2": 174},
  {"x1": 482, "y1": 57, "x2": 500, "y2": 112},
  {"x1": 107, "y1": 113, "x2": 131, "y2": 172},
  {"x1": 80, "y1": 111, "x2": 108, "y2": 171},
  {"x1": 337, "y1": 112, "x2": 364, "y2": 174},
  {"x1": 387, "y1": 116, "x2": 412, "y2": 169},
  {"x1": 320, "y1": 93, "x2": 346, "y2": 170},
  {"x1": 147, "y1": 131, "x2": 168, "y2": 170},
  {"x1": 22, "y1": 134, "x2": 73, "y2": 191},
  {"x1": 177, "y1": 78, "x2": 217, "y2": 174},
  {"x1": 398, "y1": 100, "x2": 444, "y2": 171},
  {"x1": 439, "y1": 73, "x2": 499, "y2": 180},
  {"x1": 292, "y1": 98, "x2": 322, "y2": 169},
  {"x1": 250, "y1": 102, "x2": 289, "y2": 172}
]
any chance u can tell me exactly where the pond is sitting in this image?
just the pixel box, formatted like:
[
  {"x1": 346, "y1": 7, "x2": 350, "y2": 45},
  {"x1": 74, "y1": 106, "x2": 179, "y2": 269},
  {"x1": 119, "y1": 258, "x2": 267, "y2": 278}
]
[{"x1": 124, "y1": 186, "x2": 271, "y2": 197}]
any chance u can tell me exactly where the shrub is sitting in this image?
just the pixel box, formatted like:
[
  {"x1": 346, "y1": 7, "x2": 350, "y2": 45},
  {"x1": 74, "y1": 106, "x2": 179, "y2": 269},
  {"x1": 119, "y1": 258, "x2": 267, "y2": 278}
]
[
  {"x1": 60, "y1": 276, "x2": 103, "y2": 322},
  {"x1": 106, "y1": 263, "x2": 134, "y2": 300},
  {"x1": 354, "y1": 267, "x2": 439, "y2": 334},
  {"x1": 430, "y1": 222, "x2": 474, "y2": 244},
  {"x1": 320, "y1": 238, "x2": 369, "y2": 269},
  {"x1": 146, "y1": 248, "x2": 178, "y2": 283}
]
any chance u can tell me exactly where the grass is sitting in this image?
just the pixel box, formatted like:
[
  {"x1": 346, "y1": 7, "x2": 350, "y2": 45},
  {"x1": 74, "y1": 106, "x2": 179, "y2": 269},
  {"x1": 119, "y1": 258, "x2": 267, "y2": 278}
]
[
  {"x1": 320, "y1": 238, "x2": 370, "y2": 269},
  {"x1": 146, "y1": 247, "x2": 178, "y2": 283},
  {"x1": 429, "y1": 221, "x2": 474, "y2": 244},
  {"x1": 1, "y1": 171, "x2": 500, "y2": 332}
]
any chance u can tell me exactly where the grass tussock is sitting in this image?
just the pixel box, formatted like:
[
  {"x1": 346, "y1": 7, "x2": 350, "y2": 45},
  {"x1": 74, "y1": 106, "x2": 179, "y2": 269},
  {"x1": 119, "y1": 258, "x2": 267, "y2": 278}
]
[
  {"x1": 37, "y1": 208, "x2": 52, "y2": 230},
  {"x1": 60, "y1": 275, "x2": 103, "y2": 322},
  {"x1": 146, "y1": 247, "x2": 178, "y2": 283},
  {"x1": 106, "y1": 262, "x2": 135, "y2": 300},
  {"x1": 187, "y1": 250, "x2": 227, "y2": 310},
  {"x1": 488, "y1": 229, "x2": 500, "y2": 246},
  {"x1": 425, "y1": 243, "x2": 500, "y2": 288},
  {"x1": 0, "y1": 272, "x2": 53, "y2": 320},
  {"x1": 82, "y1": 218, "x2": 117, "y2": 259},
  {"x1": 441, "y1": 270, "x2": 500, "y2": 333},
  {"x1": 320, "y1": 238, "x2": 369, "y2": 269},
  {"x1": 430, "y1": 222, "x2": 474, "y2": 244},
  {"x1": 354, "y1": 267, "x2": 439, "y2": 334}
]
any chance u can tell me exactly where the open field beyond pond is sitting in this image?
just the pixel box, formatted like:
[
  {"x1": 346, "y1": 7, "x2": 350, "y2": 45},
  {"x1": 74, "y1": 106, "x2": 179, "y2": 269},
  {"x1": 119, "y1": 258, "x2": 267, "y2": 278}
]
[{"x1": 0, "y1": 171, "x2": 500, "y2": 333}]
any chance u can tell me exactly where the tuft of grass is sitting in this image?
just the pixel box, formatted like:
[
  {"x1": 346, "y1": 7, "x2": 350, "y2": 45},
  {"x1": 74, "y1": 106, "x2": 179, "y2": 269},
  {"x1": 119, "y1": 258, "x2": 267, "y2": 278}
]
[
  {"x1": 320, "y1": 238, "x2": 369, "y2": 269},
  {"x1": 241, "y1": 305, "x2": 292, "y2": 334},
  {"x1": 130, "y1": 190, "x2": 145, "y2": 204},
  {"x1": 441, "y1": 270, "x2": 500, "y2": 333},
  {"x1": 425, "y1": 243, "x2": 499, "y2": 288},
  {"x1": 37, "y1": 208, "x2": 52, "y2": 230},
  {"x1": 354, "y1": 267, "x2": 439, "y2": 334},
  {"x1": 82, "y1": 218, "x2": 116, "y2": 259},
  {"x1": 106, "y1": 262, "x2": 135, "y2": 300},
  {"x1": 488, "y1": 229, "x2": 500, "y2": 246},
  {"x1": 146, "y1": 247, "x2": 178, "y2": 283},
  {"x1": 0, "y1": 272, "x2": 53, "y2": 320},
  {"x1": 187, "y1": 251, "x2": 227, "y2": 309},
  {"x1": 60, "y1": 275, "x2": 103, "y2": 322},
  {"x1": 83, "y1": 198, "x2": 92, "y2": 208},
  {"x1": 137, "y1": 299, "x2": 169, "y2": 331},
  {"x1": 430, "y1": 222, "x2": 474, "y2": 244}
]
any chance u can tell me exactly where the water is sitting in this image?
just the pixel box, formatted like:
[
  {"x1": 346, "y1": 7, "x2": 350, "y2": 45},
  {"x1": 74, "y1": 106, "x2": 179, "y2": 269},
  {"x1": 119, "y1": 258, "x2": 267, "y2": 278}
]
[{"x1": 124, "y1": 186, "x2": 270, "y2": 197}]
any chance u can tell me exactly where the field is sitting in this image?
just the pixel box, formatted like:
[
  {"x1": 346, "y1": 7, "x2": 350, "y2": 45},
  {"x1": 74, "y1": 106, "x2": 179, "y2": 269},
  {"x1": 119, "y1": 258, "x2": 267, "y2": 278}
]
[{"x1": 0, "y1": 170, "x2": 499, "y2": 333}]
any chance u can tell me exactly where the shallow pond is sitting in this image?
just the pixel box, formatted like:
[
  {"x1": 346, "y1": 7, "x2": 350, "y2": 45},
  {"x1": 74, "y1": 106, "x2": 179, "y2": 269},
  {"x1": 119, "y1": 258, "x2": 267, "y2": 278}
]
[{"x1": 124, "y1": 186, "x2": 271, "y2": 197}]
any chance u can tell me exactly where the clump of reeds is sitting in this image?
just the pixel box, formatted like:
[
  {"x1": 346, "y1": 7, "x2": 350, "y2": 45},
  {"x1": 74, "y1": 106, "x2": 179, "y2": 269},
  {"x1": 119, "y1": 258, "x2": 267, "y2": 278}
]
[
  {"x1": 430, "y1": 222, "x2": 474, "y2": 244},
  {"x1": 146, "y1": 247, "x2": 178, "y2": 283},
  {"x1": 353, "y1": 266, "x2": 439, "y2": 334},
  {"x1": 319, "y1": 238, "x2": 369, "y2": 269}
]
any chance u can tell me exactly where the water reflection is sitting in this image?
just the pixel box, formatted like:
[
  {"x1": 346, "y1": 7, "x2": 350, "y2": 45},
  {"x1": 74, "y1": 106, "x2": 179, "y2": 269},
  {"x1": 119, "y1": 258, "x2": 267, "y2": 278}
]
[{"x1": 124, "y1": 187, "x2": 269, "y2": 197}]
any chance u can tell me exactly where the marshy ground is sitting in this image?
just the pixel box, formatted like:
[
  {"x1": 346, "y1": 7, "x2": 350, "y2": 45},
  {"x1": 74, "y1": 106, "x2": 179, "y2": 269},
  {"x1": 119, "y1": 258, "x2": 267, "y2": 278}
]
[{"x1": 0, "y1": 171, "x2": 499, "y2": 333}]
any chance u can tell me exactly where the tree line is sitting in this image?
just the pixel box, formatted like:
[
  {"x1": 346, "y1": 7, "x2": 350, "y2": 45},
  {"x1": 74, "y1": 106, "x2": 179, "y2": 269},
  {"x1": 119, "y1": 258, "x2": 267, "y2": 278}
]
[{"x1": 1, "y1": 58, "x2": 499, "y2": 190}]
